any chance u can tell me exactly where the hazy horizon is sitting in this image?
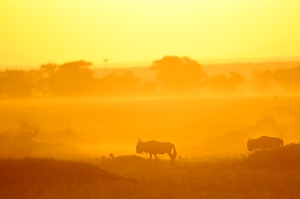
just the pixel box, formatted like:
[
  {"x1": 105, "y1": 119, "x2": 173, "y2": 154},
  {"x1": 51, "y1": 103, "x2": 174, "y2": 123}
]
[
  {"x1": 1, "y1": 1, "x2": 300, "y2": 198},
  {"x1": 1, "y1": 55, "x2": 300, "y2": 70}
]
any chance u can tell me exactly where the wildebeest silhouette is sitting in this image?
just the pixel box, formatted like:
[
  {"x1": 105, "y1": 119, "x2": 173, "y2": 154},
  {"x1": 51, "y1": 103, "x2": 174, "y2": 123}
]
[
  {"x1": 0, "y1": 123, "x2": 40, "y2": 158},
  {"x1": 136, "y1": 140, "x2": 177, "y2": 162},
  {"x1": 14, "y1": 123, "x2": 40, "y2": 140},
  {"x1": 247, "y1": 136, "x2": 283, "y2": 151}
]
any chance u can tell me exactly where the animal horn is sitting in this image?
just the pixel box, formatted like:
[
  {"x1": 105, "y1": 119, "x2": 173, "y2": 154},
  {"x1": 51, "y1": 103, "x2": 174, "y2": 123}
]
[{"x1": 32, "y1": 123, "x2": 40, "y2": 130}]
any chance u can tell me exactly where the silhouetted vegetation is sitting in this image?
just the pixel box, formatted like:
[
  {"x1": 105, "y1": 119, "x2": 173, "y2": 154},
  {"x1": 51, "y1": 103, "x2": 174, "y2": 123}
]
[
  {"x1": 0, "y1": 158, "x2": 129, "y2": 199},
  {"x1": 1, "y1": 152, "x2": 300, "y2": 199},
  {"x1": 253, "y1": 69, "x2": 273, "y2": 93},
  {"x1": 0, "y1": 56, "x2": 247, "y2": 98},
  {"x1": 150, "y1": 56, "x2": 208, "y2": 94},
  {"x1": 208, "y1": 71, "x2": 244, "y2": 93},
  {"x1": 254, "y1": 65, "x2": 300, "y2": 94},
  {"x1": 247, "y1": 143, "x2": 300, "y2": 169},
  {"x1": 93, "y1": 70, "x2": 142, "y2": 96},
  {"x1": 0, "y1": 158, "x2": 123, "y2": 184},
  {"x1": 0, "y1": 70, "x2": 33, "y2": 98},
  {"x1": 50, "y1": 60, "x2": 94, "y2": 96},
  {"x1": 273, "y1": 66, "x2": 300, "y2": 92},
  {"x1": 1, "y1": 57, "x2": 300, "y2": 98}
]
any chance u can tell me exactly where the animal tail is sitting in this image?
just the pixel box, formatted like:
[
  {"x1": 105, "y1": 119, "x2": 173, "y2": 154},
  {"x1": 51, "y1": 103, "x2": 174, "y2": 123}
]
[{"x1": 172, "y1": 144, "x2": 177, "y2": 161}]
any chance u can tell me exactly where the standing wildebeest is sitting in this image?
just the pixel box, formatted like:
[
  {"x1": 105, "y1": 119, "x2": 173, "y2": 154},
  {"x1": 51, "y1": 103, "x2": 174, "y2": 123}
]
[
  {"x1": 136, "y1": 140, "x2": 177, "y2": 162},
  {"x1": 247, "y1": 136, "x2": 283, "y2": 151}
]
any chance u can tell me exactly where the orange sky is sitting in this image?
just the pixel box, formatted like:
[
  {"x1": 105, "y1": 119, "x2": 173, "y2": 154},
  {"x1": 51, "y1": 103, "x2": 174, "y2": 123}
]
[{"x1": 1, "y1": 0, "x2": 300, "y2": 68}]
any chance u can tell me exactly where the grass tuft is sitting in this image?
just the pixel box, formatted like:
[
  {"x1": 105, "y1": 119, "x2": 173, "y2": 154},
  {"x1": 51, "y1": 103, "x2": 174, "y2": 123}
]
[{"x1": 247, "y1": 143, "x2": 300, "y2": 169}]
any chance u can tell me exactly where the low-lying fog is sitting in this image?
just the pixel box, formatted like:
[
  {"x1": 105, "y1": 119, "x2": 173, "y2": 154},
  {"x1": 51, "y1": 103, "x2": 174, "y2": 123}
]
[{"x1": 1, "y1": 95, "x2": 300, "y2": 160}]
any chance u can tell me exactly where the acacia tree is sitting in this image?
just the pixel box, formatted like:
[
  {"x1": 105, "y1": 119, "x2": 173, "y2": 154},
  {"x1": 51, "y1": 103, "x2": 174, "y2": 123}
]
[
  {"x1": 94, "y1": 70, "x2": 141, "y2": 96},
  {"x1": 50, "y1": 60, "x2": 94, "y2": 96},
  {"x1": 0, "y1": 70, "x2": 33, "y2": 98},
  {"x1": 150, "y1": 56, "x2": 208, "y2": 94},
  {"x1": 208, "y1": 72, "x2": 244, "y2": 93}
]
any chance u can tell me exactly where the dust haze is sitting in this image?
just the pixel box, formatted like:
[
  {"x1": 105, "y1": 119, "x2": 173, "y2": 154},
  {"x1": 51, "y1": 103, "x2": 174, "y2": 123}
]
[
  {"x1": 2, "y1": 57, "x2": 300, "y2": 198},
  {"x1": 1, "y1": 56, "x2": 300, "y2": 160}
]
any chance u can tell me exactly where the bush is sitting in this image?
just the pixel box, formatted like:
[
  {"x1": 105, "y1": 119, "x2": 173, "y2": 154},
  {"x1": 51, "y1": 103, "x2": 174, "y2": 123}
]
[{"x1": 246, "y1": 143, "x2": 300, "y2": 169}]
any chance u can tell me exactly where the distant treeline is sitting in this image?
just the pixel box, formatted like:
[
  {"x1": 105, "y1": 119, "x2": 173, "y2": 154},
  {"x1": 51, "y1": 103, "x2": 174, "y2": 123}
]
[{"x1": 0, "y1": 56, "x2": 299, "y2": 98}]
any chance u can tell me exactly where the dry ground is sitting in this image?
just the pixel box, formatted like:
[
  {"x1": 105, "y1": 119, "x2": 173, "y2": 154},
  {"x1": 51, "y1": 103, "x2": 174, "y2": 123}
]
[
  {"x1": 1, "y1": 96, "x2": 300, "y2": 198},
  {"x1": 1, "y1": 145, "x2": 300, "y2": 199}
]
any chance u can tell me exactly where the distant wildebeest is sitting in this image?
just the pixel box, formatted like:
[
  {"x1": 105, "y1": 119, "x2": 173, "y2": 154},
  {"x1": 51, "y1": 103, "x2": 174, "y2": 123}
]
[
  {"x1": 0, "y1": 123, "x2": 40, "y2": 158},
  {"x1": 247, "y1": 136, "x2": 283, "y2": 151},
  {"x1": 136, "y1": 140, "x2": 177, "y2": 162},
  {"x1": 14, "y1": 123, "x2": 40, "y2": 140}
]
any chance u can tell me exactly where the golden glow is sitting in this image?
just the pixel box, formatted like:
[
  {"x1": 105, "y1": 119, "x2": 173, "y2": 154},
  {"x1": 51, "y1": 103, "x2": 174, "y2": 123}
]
[
  {"x1": 1, "y1": 96, "x2": 299, "y2": 158},
  {"x1": 1, "y1": 2, "x2": 300, "y2": 197},
  {"x1": 1, "y1": 0, "x2": 300, "y2": 67}
]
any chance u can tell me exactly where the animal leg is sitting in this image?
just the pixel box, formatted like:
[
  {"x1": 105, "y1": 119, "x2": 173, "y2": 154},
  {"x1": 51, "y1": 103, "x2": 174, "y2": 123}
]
[
  {"x1": 167, "y1": 152, "x2": 172, "y2": 160},
  {"x1": 154, "y1": 154, "x2": 158, "y2": 162}
]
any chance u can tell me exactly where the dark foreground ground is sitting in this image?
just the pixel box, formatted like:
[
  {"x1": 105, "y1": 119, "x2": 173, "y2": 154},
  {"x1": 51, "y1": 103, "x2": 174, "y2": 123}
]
[{"x1": 1, "y1": 144, "x2": 300, "y2": 199}]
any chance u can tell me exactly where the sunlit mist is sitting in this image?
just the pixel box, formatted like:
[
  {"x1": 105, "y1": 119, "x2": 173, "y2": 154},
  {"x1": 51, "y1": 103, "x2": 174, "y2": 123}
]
[{"x1": 1, "y1": 1, "x2": 300, "y2": 198}]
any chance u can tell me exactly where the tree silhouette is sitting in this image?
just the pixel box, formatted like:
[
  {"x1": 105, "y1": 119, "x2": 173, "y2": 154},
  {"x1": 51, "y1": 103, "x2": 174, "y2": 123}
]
[
  {"x1": 40, "y1": 63, "x2": 57, "y2": 77},
  {"x1": 36, "y1": 63, "x2": 58, "y2": 96},
  {"x1": 0, "y1": 70, "x2": 33, "y2": 98},
  {"x1": 208, "y1": 72, "x2": 244, "y2": 93},
  {"x1": 253, "y1": 70, "x2": 273, "y2": 93},
  {"x1": 50, "y1": 60, "x2": 94, "y2": 96},
  {"x1": 95, "y1": 70, "x2": 141, "y2": 95},
  {"x1": 150, "y1": 56, "x2": 208, "y2": 94},
  {"x1": 273, "y1": 66, "x2": 300, "y2": 92}
]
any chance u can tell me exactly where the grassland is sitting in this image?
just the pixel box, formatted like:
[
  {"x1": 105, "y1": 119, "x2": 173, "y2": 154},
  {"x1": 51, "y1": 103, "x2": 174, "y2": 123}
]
[
  {"x1": 1, "y1": 95, "x2": 300, "y2": 158},
  {"x1": 1, "y1": 96, "x2": 300, "y2": 198},
  {"x1": 1, "y1": 144, "x2": 300, "y2": 199}
]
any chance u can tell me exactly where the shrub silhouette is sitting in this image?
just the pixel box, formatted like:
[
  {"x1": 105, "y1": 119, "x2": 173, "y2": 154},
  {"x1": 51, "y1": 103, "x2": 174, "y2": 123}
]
[{"x1": 247, "y1": 143, "x2": 300, "y2": 169}]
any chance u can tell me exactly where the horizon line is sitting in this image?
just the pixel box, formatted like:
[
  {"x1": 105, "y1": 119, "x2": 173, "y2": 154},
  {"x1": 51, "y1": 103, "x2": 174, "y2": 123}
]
[{"x1": 1, "y1": 56, "x2": 300, "y2": 70}]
